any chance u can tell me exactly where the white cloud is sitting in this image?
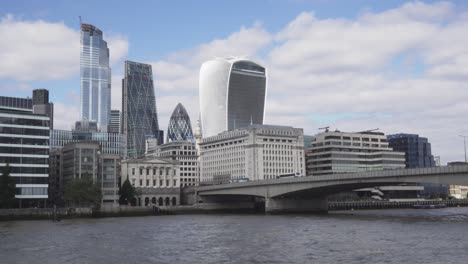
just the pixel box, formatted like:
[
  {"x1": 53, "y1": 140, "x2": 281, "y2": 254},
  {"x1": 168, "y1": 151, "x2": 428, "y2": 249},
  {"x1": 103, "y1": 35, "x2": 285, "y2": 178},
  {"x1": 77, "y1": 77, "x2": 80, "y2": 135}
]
[{"x1": 0, "y1": 15, "x2": 128, "y2": 82}]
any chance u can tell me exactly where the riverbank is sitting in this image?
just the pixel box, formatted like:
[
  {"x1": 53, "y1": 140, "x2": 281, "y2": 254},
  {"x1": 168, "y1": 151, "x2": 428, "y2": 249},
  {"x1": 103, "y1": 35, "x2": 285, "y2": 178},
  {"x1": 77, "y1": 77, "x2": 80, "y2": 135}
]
[{"x1": 328, "y1": 199, "x2": 468, "y2": 211}]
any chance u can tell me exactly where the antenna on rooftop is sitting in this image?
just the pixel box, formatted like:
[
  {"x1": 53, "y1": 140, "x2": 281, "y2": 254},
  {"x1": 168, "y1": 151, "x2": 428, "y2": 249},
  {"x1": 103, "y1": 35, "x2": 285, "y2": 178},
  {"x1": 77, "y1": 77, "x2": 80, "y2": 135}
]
[{"x1": 319, "y1": 126, "x2": 330, "y2": 133}]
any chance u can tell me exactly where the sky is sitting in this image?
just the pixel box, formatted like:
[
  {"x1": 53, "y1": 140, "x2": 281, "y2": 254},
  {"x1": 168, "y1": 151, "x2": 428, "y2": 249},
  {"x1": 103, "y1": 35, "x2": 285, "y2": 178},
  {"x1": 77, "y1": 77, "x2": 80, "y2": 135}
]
[{"x1": 1, "y1": 0, "x2": 467, "y2": 164}]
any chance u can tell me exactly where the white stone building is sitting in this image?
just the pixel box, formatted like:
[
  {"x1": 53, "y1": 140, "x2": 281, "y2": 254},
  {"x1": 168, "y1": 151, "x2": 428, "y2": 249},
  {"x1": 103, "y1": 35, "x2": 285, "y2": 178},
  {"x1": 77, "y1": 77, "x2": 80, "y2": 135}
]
[
  {"x1": 149, "y1": 141, "x2": 199, "y2": 187},
  {"x1": 306, "y1": 130, "x2": 406, "y2": 176},
  {"x1": 199, "y1": 124, "x2": 305, "y2": 183},
  {"x1": 121, "y1": 157, "x2": 180, "y2": 206}
]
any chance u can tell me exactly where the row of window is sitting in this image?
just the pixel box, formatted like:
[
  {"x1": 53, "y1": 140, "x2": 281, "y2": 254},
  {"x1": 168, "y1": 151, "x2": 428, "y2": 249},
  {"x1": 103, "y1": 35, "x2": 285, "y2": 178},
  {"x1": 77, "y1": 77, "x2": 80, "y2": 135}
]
[
  {"x1": 15, "y1": 187, "x2": 48, "y2": 196},
  {"x1": 131, "y1": 167, "x2": 177, "y2": 176},
  {"x1": 132, "y1": 179, "x2": 178, "y2": 187},
  {"x1": 0, "y1": 157, "x2": 48, "y2": 165},
  {"x1": 0, "y1": 127, "x2": 49, "y2": 136}
]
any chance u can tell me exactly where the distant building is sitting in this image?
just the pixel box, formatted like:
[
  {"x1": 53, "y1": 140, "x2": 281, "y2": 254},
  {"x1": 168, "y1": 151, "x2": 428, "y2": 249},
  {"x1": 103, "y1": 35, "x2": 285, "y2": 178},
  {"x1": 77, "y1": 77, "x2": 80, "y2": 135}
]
[
  {"x1": 167, "y1": 103, "x2": 194, "y2": 143},
  {"x1": 109, "y1": 110, "x2": 121, "y2": 134},
  {"x1": 199, "y1": 124, "x2": 305, "y2": 183},
  {"x1": 149, "y1": 141, "x2": 199, "y2": 187},
  {"x1": 0, "y1": 91, "x2": 52, "y2": 208},
  {"x1": 306, "y1": 130, "x2": 406, "y2": 176},
  {"x1": 49, "y1": 141, "x2": 120, "y2": 207},
  {"x1": 199, "y1": 58, "x2": 267, "y2": 137},
  {"x1": 121, "y1": 157, "x2": 180, "y2": 206},
  {"x1": 448, "y1": 161, "x2": 468, "y2": 199},
  {"x1": 80, "y1": 23, "x2": 111, "y2": 132},
  {"x1": 122, "y1": 61, "x2": 161, "y2": 158},
  {"x1": 387, "y1": 133, "x2": 446, "y2": 198},
  {"x1": 387, "y1": 133, "x2": 435, "y2": 168},
  {"x1": 50, "y1": 129, "x2": 125, "y2": 156}
]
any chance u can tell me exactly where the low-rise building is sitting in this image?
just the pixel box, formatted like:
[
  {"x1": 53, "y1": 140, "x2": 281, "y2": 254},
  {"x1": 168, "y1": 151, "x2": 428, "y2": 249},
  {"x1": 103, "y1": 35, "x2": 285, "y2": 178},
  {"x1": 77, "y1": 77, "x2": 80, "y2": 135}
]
[
  {"x1": 199, "y1": 124, "x2": 305, "y2": 183},
  {"x1": 306, "y1": 130, "x2": 405, "y2": 176},
  {"x1": 121, "y1": 157, "x2": 180, "y2": 206}
]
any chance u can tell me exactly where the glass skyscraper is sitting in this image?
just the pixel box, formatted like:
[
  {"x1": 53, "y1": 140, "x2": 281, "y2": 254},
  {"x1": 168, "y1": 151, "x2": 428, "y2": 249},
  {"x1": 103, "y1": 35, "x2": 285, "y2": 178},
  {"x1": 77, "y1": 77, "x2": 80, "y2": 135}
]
[
  {"x1": 122, "y1": 61, "x2": 160, "y2": 158},
  {"x1": 199, "y1": 57, "x2": 267, "y2": 137},
  {"x1": 167, "y1": 103, "x2": 194, "y2": 142},
  {"x1": 80, "y1": 23, "x2": 111, "y2": 132}
]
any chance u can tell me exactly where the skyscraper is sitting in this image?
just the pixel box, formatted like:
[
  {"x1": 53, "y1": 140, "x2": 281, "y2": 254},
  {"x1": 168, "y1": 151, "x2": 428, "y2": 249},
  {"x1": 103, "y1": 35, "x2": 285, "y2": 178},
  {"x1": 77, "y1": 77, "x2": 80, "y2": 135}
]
[
  {"x1": 387, "y1": 133, "x2": 435, "y2": 168},
  {"x1": 122, "y1": 61, "x2": 160, "y2": 158},
  {"x1": 109, "y1": 110, "x2": 121, "y2": 134},
  {"x1": 199, "y1": 57, "x2": 267, "y2": 137},
  {"x1": 80, "y1": 23, "x2": 111, "y2": 132},
  {"x1": 167, "y1": 103, "x2": 194, "y2": 142}
]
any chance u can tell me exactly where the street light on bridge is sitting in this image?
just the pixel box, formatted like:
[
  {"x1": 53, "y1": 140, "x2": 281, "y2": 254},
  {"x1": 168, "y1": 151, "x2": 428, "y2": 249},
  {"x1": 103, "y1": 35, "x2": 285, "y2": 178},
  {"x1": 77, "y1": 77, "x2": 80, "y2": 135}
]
[{"x1": 459, "y1": 135, "x2": 468, "y2": 163}]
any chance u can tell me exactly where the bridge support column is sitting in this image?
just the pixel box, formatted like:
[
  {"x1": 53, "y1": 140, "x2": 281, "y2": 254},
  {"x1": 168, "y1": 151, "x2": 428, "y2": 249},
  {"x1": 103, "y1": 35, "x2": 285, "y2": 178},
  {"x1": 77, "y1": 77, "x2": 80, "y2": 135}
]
[{"x1": 265, "y1": 197, "x2": 328, "y2": 214}]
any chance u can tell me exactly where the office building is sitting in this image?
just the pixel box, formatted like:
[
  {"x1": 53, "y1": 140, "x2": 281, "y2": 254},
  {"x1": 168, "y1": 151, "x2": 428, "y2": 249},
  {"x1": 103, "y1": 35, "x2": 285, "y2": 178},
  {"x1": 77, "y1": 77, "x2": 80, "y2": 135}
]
[
  {"x1": 167, "y1": 103, "x2": 194, "y2": 143},
  {"x1": 199, "y1": 58, "x2": 267, "y2": 137},
  {"x1": 122, "y1": 61, "x2": 161, "y2": 158},
  {"x1": 50, "y1": 141, "x2": 120, "y2": 207},
  {"x1": 0, "y1": 95, "x2": 50, "y2": 208},
  {"x1": 387, "y1": 133, "x2": 447, "y2": 197},
  {"x1": 80, "y1": 23, "x2": 111, "y2": 132},
  {"x1": 149, "y1": 141, "x2": 199, "y2": 187},
  {"x1": 387, "y1": 134, "x2": 435, "y2": 168},
  {"x1": 199, "y1": 124, "x2": 305, "y2": 183},
  {"x1": 109, "y1": 110, "x2": 121, "y2": 134},
  {"x1": 121, "y1": 157, "x2": 180, "y2": 206},
  {"x1": 32, "y1": 89, "x2": 54, "y2": 129},
  {"x1": 50, "y1": 129, "x2": 125, "y2": 156},
  {"x1": 305, "y1": 130, "x2": 406, "y2": 176}
]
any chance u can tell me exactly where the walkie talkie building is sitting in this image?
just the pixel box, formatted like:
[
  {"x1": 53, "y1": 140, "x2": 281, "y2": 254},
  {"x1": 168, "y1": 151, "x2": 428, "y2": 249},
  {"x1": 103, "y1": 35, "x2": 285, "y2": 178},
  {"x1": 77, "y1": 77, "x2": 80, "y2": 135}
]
[
  {"x1": 167, "y1": 103, "x2": 194, "y2": 142},
  {"x1": 199, "y1": 58, "x2": 267, "y2": 137}
]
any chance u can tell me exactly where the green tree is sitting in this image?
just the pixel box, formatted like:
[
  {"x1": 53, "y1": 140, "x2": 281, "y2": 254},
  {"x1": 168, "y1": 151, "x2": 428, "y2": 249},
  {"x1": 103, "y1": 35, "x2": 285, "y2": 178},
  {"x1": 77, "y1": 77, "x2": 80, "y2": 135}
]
[
  {"x1": 63, "y1": 177, "x2": 102, "y2": 208},
  {"x1": 0, "y1": 164, "x2": 16, "y2": 208},
  {"x1": 119, "y1": 179, "x2": 136, "y2": 206}
]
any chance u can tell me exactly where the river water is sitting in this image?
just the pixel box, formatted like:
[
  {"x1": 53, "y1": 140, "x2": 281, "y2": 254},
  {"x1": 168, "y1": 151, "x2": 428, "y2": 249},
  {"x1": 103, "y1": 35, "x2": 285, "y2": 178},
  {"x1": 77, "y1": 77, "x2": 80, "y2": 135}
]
[{"x1": 1, "y1": 207, "x2": 468, "y2": 264}]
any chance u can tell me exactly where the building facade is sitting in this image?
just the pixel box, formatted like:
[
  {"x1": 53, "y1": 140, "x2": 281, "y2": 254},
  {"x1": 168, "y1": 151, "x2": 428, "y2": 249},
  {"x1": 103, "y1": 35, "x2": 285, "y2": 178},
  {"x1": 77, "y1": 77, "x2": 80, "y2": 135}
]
[
  {"x1": 121, "y1": 157, "x2": 180, "y2": 206},
  {"x1": 122, "y1": 61, "x2": 161, "y2": 158},
  {"x1": 80, "y1": 23, "x2": 111, "y2": 132},
  {"x1": 199, "y1": 58, "x2": 267, "y2": 137},
  {"x1": 448, "y1": 161, "x2": 468, "y2": 199},
  {"x1": 50, "y1": 129, "x2": 125, "y2": 156},
  {"x1": 109, "y1": 110, "x2": 121, "y2": 134},
  {"x1": 387, "y1": 134, "x2": 435, "y2": 168},
  {"x1": 150, "y1": 141, "x2": 199, "y2": 187},
  {"x1": 51, "y1": 141, "x2": 120, "y2": 207},
  {"x1": 0, "y1": 103, "x2": 50, "y2": 208},
  {"x1": 199, "y1": 124, "x2": 305, "y2": 183},
  {"x1": 306, "y1": 131, "x2": 406, "y2": 176},
  {"x1": 167, "y1": 103, "x2": 194, "y2": 143}
]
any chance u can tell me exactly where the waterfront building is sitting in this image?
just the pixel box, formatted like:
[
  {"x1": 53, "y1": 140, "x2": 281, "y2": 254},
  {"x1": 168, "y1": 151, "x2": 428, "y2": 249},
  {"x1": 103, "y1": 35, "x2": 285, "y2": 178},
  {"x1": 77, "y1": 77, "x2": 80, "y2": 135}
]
[
  {"x1": 50, "y1": 141, "x2": 120, "y2": 207},
  {"x1": 167, "y1": 103, "x2": 194, "y2": 143},
  {"x1": 149, "y1": 141, "x2": 199, "y2": 187},
  {"x1": 387, "y1": 134, "x2": 435, "y2": 168},
  {"x1": 199, "y1": 124, "x2": 305, "y2": 183},
  {"x1": 387, "y1": 133, "x2": 447, "y2": 198},
  {"x1": 80, "y1": 23, "x2": 111, "y2": 132},
  {"x1": 448, "y1": 161, "x2": 468, "y2": 199},
  {"x1": 305, "y1": 130, "x2": 406, "y2": 176},
  {"x1": 199, "y1": 57, "x2": 267, "y2": 137},
  {"x1": 122, "y1": 61, "x2": 161, "y2": 158},
  {"x1": 50, "y1": 129, "x2": 125, "y2": 156},
  {"x1": 109, "y1": 110, "x2": 121, "y2": 134},
  {"x1": 121, "y1": 157, "x2": 180, "y2": 206},
  {"x1": 0, "y1": 97, "x2": 50, "y2": 208}
]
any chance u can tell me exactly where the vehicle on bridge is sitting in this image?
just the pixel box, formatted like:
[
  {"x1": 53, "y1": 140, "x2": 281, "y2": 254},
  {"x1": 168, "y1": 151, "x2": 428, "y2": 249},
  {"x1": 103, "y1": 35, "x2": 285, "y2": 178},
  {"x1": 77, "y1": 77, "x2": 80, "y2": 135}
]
[{"x1": 276, "y1": 173, "x2": 301, "y2": 179}]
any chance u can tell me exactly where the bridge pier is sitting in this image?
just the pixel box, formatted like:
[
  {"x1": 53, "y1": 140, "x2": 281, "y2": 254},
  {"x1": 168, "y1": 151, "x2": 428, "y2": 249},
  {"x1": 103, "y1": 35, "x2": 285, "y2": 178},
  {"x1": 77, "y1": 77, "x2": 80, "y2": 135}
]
[{"x1": 265, "y1": 197, "x2": 328, "y2": 214}]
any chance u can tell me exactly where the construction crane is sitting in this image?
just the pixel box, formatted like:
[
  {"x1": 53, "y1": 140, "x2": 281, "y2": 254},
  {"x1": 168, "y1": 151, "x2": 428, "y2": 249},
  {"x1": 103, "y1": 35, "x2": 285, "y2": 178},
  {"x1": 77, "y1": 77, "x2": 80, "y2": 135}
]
[{"x1": 318, "y1": 126, "x2": 330, "y2": 132}]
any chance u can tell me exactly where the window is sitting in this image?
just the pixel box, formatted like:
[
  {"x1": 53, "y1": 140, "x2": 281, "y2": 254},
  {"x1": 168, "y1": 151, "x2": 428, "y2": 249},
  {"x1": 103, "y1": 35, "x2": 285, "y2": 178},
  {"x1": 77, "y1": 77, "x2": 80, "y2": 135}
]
[
  {"x1": 132, "y1": 168, "x2": 135, "y2": 175},
  {"x1": 139, "y1": 179, "x2": 142, "y2": 186},
  {"x1": 146, "y1": 180, "x2": 149, "y2": 186},
  {"x1": 139, "y1": 168, "x2": 143, "y2": 175},
  {"x1": 173, "y1": 180, "x2": 177, "y2": 186},
  {"x1": 160, "y1": 180, "x2": 163, "y2": 186},
  {"x1": 146, "y1": 168, "x2": 150, "y2": 175},
  {"x1": 166, "y1": 180, "x2": 170, "y2": 186}
]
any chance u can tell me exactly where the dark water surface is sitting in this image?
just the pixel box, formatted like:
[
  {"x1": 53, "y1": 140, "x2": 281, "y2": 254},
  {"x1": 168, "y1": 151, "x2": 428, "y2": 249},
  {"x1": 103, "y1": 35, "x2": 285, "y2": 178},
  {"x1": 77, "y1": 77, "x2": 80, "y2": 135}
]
[{"x1": 2, "y1": 207, "x2": 468, "y2": 264}]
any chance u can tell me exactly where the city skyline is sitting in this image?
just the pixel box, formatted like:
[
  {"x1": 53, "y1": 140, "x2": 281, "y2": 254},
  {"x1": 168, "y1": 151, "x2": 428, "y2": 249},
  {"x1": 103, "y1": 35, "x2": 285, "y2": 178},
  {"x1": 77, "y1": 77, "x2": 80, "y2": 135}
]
[{"x1": 1, "y1": 1, "x2": 468, "y2": 163}]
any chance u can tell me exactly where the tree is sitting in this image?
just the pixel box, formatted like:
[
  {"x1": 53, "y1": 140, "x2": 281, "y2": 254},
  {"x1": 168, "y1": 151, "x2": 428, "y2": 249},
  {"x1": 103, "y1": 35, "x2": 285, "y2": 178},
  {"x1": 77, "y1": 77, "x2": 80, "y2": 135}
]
[
  {"x1": 0, "y1": 164, "x2": 16, "y2": 208},
  {"x1": 119, "y1": 179, "x2": 136, "y2": 206},
  {"x1": 63, "y1": 177, "x2": 102, "y2": 208}
]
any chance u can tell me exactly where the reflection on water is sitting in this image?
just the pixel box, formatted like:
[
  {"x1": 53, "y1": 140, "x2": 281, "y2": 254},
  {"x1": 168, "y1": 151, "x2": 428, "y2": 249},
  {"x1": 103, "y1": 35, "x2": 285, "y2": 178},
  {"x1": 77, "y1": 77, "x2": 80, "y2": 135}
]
[{"x1": 1, "y1": 207, "x2": 468, "y2": 264}]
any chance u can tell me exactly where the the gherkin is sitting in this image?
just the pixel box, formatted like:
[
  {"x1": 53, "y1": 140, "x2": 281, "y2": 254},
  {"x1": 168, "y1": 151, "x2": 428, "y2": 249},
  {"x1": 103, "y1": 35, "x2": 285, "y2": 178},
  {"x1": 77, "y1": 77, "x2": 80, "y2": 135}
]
[{"x1": 167, "y1": 103, "x2": 194, "y2": 142}]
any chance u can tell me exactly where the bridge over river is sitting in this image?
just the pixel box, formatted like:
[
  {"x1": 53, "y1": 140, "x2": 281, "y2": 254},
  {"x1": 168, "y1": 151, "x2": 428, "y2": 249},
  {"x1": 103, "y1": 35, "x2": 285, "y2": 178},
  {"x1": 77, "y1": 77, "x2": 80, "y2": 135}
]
[{"x1": 194, "y1": 165, "x2": 468, "y2": 213}]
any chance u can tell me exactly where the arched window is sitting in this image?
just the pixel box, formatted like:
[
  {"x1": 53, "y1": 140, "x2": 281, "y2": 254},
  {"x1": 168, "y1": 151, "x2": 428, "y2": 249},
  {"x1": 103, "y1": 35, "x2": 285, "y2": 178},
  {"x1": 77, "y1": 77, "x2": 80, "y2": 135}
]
[
  {"x1": 171, "y1": 197, "x2": 177, "y2": 206},
  {"x1": 151, "y1": 197, "x2": 156, "y2": 204},
  {"x1": 145, "y1": 197, "x2": 149, "y2": 206},
  {"x1": 165, "y1": 197, "x2": 170, "y2": 206},
  {"x1": 158, "y1": 197, "x2": 163, "y2": 206}
]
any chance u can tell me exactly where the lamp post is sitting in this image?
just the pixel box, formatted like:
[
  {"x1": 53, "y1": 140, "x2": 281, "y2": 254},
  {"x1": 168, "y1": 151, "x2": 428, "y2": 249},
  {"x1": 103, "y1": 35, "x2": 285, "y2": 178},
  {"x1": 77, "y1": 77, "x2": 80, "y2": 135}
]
[{"x1": 459, "y1": 135, "x2": 467, "y2": 163}]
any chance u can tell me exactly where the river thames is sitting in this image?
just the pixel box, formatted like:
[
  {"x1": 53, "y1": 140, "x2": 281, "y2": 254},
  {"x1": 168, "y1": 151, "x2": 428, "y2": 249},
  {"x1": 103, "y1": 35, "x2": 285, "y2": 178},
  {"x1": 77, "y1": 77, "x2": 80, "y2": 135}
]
[{"x1": 1, "y1": 207, "x2": 468, "y2": 264}]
